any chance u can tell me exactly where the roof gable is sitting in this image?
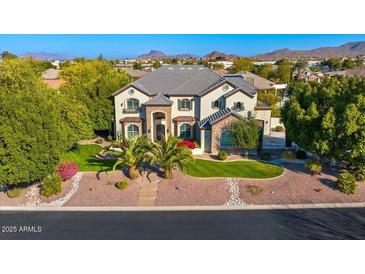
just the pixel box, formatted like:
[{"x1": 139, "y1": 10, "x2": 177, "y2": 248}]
[{"x1": 144, "y1": 93, "x2": 173, "y2": 106}]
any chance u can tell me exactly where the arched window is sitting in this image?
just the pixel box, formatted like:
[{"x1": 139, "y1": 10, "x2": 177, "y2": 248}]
[
  {"x1": 179, "y1": 123, "x2": 192, "y2": 139},
  {"x1": 126, "y1": 98, "x2": 139, "y2": 111},
  {"x1": 220, "y1": 131, "x2": 235, "y2": 147},
  {"x1": 127, "y1": 124, "x2": 139, "y2": 139}
]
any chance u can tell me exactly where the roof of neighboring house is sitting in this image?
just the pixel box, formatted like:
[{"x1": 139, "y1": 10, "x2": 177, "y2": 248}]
[
  {"x1": 144, "y1": 93, "x2": 174, "y2": 106},
  {"x1": 123, "y1": 68, "x2": 149, "y2": 79},
  {"x1": 113, "y1": 65, "x2": 258, "y2": 97},
  {"x1": 42, "y1": 68, "x2": 59, "y2": 80},
  {"x1": 223, "y1": 74, "x2": 257, "y2": 95},
  {"x1": 43, "y1": 79, "x2": 64, "y2": 89},
  {"x1": 198, "y1": 108, "x2": 243, "y2": 129},
  {"x1": 172, "y1": 116, "x2": 196, "y2": 122},
  {"x1": 119, "y1": 117, "x2": 143, "y2": 123},
  {"x1": 223, "y1": 87, "x2": 255, "y2": 99},
  {"x1": 227, "y1": 71, "x2": 275, "y2": 90}
]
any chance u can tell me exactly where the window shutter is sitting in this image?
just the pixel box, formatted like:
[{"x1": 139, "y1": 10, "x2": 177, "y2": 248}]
[
  {"x1": 189, "y1": 99, "x2": 193, "y2": 110},
  {"x1": 178, "y1": 99, "x2": 181, "y2": 111},
  {"x1": 211, "y1": 101, "x2": 214, "y2": 108}
]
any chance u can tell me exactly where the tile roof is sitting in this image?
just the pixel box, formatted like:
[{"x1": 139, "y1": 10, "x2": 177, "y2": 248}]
[
  {"x1": 172, "y1": 116, "x2": 196, "y2": 122},
  {"x1": 235, "y1": 71, "x2": 275, "y2": 90},
  {"x1": 119, "y1": 117, "x2": 143, "y2": 123},
  {"x1": 198, "y1": 108, "x2": 243, "y2": 129},
  {"x1": 144, "y1": 93, "x2": 173, "y2": 106},
  {"x1": 223, "y1": 75, "x2": 257, "y2": 95}
]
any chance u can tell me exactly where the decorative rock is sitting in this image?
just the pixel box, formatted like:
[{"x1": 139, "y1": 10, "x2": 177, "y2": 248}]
[{"x1": 223, "y1": 178, "x2": 246, "y2": 206}]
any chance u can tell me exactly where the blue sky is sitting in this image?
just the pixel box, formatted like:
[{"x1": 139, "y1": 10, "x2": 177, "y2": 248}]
[{"x1": 1, "y1": 34, "x2": 365, "y2": 59}]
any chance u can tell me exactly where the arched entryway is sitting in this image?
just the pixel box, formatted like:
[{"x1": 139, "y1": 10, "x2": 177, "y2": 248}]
[{"x1": 152, "y1": 112, "x2": 166, "y2": 142}]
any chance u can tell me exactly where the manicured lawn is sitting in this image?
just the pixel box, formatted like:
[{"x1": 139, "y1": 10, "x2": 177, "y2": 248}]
[
  {"x1": 182, "y1": 159, "x2": 284, "y2": 179},
  {"x1": 62, "y1": 144, "x2": 116, "y2": 172}
]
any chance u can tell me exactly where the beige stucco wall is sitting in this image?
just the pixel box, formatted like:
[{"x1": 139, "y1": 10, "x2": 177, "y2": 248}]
[
  {"x1": 114, "y1": 87, "x2": 150, "y2": 137},
  {"x1": 254, "y1": 109, "x2": 271, "y2": 135},
  {"x1": 225, "y1": 92, "x2": 257, "y2": 118},
  {"x1": 170, "y1": 96, "x2": 196, "y2": 118},
  {"x1": 199, "y1": 84, "x2": 234, "y2": 120},
  {"x1": 271, "y1": 117, "x2": 284, "y2": 129}
]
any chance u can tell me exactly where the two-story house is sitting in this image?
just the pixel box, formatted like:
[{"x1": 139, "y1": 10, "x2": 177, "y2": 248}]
[{"x1": 112, "y1": 65, "x2": 271, "y2": 154}]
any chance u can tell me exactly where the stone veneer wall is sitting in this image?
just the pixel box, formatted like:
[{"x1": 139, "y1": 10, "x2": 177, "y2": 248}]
[
  {"x1": 210, "y1": 115, "x2": 239, "y2": 154},
  {"x1": 145, "y1": 105, "x2": 172, "y2": 141}
]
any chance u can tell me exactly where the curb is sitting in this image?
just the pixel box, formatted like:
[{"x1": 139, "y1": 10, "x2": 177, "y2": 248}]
[{"x1": 1, "y1": 202, "x2": 365, "y2": 212}]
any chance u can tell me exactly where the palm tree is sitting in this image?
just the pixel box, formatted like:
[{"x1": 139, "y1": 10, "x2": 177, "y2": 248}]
[
  {"x1": 149, "y1": 135, "x2": 193, "y2": 179},
  {"x1": 111, "y1": 135, "x2": 150, "y2": 179}
]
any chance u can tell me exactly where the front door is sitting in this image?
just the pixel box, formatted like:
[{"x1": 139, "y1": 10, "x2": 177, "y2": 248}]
[
  {"x1": 204, "y1": 130, "x2": 211, "y2": 153},
  {"x1": 156, "y1": 124, "x2": 165, "y2": 141}
]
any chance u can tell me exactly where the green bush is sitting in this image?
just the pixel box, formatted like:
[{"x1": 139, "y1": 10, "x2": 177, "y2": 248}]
[
  {"x1": 260, "y1": 152, "x2": 271, "y2": 161},
  {"x1": 107, "y1": 135, "x2": 113, "y2": 141},
  {"x1": 95, "y1": 138, "x2": 103, "y2": 144},
  {"x1": 336, "y1": 171, "x2": 356, "y2": 195},
  {"x1": 40, "y1": 173, "x2": 62, "y2": 197},
  {"x1": 295, "y1": 149, "x2": 307, "y2": 159},
  {"x1": 304, "y1": 160, "x2": 322, "y2": 175},
  {"x1": 218, "y1": 151, "x2": 227, "y2": 161},
  {"x1": 115, "y1": 181, "x2": 129, "y2": 190},
  {"x1": 7, "y1": 188, "x2": 21, "y2": 198},
  {"x1": 281, "y1": 150, "x2": 296, "y2": 160},
  {"x1": 355, "y1": 166, "x2": 365, "y2": 181},
  {"x1": 275, "y1": 125, "x2": 284, "y2": 132}
]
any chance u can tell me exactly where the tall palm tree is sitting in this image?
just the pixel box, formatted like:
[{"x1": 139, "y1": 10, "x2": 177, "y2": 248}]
[
  {"x1": 149, "y1": 135, "x2": 193, "y2": 179},
  {"x1": 111, "y1": 135, "x2": 150, "y2": 179}
]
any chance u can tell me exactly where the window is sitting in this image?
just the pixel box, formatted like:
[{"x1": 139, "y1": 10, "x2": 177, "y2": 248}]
[
  {"x1": 179, "y1": 123, "x2": 192, "y2": 139},
  {"x1": 212, "y1": 100, "x2": 220, "y2": 108},
  {"x1": 220, "y1": 131, "x2": 235, "y2": 147},
  {"x1": 233, "y1": 102, "x2": 244, "y2": 110},
  {"x1": 127, "y1": 124, "x2": 139, "y2": 139},
  {"x1": 126, "y1": 99, "x2": 139, "y2": 111},
  {"x1": 179, "y1": 99, "x2": 191, "y2": 111}
]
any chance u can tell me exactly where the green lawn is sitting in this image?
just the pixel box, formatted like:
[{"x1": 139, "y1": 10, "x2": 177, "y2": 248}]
[
  {"x1": 182, "y1": 159, "x2": 283, "y2": 179},
  {"x1": 61, "y1": 144, "x2": 116, "y2": 172}
]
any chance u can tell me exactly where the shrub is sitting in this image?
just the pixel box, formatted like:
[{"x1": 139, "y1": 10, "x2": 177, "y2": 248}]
[
  {"x1": 295, "y1": 149, "x2": 307, "y2": 159},
  {"x1": 7, "y1": 188, "x2": 21, "y2": 198},
  {"x1": 260, "y1": 152, "x2": 271, "y2": 161},
  {"x1": 355, "y1": 166, "x2": 365, "y2": 181},
  {"x1": 336, "y1": 171, "x2": 356, "y2": 195},
  {"x1": 177, "y1": 140, "x2": 196, "y2": 149},
  {"x1": 56, "y1": 161, "x2": 78, "y2": 181},
  {"x1": 281, "y1": 150, "x2": 296, "y2": 160},
  {"x1": 95, "y1": 138, "x2": 103, "y2": 144},
  {"x1": 218, "y1": 151, "x2": 227, "y2": 161},
  {"x1": 304, "y1": 159, "x2": 322, "y2": 175},
  {"x1": 40, "y1": 173, "x2": 62, "y2": 197},
  {"x1": 275, "y1": 125, "x2": 284, "y2": 132},
  {"x1": 107, "y1": 135, "x2": 113, "y2": 141},
  {"x1": 246, "y1": 185, "x2": 263, "y2": 196},
  {"x1": 115, "y1": 181, "x2": 129, "y2": 190}
]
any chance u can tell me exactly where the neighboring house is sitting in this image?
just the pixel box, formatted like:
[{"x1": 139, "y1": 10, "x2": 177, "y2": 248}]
[
  {"x1": 122, "y1": 68, "x2": 150, "y2": 80},
  {"x1": 293, "y1": 68, "x2": 323, "y2": 83},
  {"x1": 112, "y1": 65, "x2": 272, "y2": 154},
  {"x1": 233, "y1": 71, "x2": 287, "y2": 91},
  {"x1": 42, "y1": 68, "x2": 64, "y2": 90}
]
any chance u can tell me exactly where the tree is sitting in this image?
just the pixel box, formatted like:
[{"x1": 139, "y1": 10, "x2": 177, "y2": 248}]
[
  {"x1": 322, "y1": 58, "x2": 342, "y2": 70},
  {"x1": 293, "y1": 59, "x2": 308, "y2": 79},
  {"x1": 229, "y1": 58, "x2": 253, "y2": 73},
  {"x1": 152, "y1": 60, "x2": 161, "y2": 69},
  {"x1": 60, "y1": 60, "x2": 130, "y2": 131},
  {"x1": 133, "y1": 62, "x2": 142, "y2": 70},
  {"x1": 1, "y1": 51, "x2": 17, "y2": 60},
  {"x1": 256, "y1": 64, "x2": 273, "y2": 79},
  {"x1": 342, "y1": 58, "x2": 355, "y2": 69},
  {"x1": 275, "y1": 59, "x2": 292, "y2": 83},
  {"x1": 149, "y1": 135, "x2": 193, "y2": 179},
  {"x1": 230, "y1": 119, "x2": 260, "y2": 151},
  {"x1": 281, "y1": 78, "x2": 365, "y2": 171},
  {"x1": 212, "y1": 62, "x2": 224, "y2": 70},
  {"x1": 111, "y1": 135, "x2": 151, "y2": 179},
  {"x1": 257, "y1": 89, "x2": 282, "y2": 117}
]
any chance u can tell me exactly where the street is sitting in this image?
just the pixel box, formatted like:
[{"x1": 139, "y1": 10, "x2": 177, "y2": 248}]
[{"x1": 1, "y1": 207, "x2": 365, "y2": 239}]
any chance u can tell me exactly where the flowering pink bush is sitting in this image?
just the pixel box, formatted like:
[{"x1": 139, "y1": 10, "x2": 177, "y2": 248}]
[
  {"x1": 178, "y1": 140, "x2": 196, "y2": 149},
  {"x1": 56, "y1": 161, "x2": 78, "y2": 181}
]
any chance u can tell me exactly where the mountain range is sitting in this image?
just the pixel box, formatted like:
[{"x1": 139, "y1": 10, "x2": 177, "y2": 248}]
[
  {"x1": 136, "y1": 50, "x2": 198, "y2": 60},
  {"x1": 254, "y1": 41, "x2": 365, "y2": 60},
  {"x1": 22, "y1": 52, "x2": 74, "y2": 61}
]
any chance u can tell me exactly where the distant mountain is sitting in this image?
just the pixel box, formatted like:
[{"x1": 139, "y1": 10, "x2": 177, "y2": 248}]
[
  {"x1": 22, "y1": 52, "x2": 74, "y2": 61},
  {"x1": 169, "y1": 53, "x2": 198, "y2": 59},
  {"x1": 203, "y1": 51, "x2": 239, "y2": 60},
  {"x1": 255, "y1": 41, "x2": 365, "y2": 60},
  {"x1": 137, "y1": 50, "x2": 166, "y2": 60}
]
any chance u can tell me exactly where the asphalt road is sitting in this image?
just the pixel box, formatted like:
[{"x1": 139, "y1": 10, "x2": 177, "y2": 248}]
[{"x1": 1, "y1": 207, "x2": 365, "y2": 239}]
